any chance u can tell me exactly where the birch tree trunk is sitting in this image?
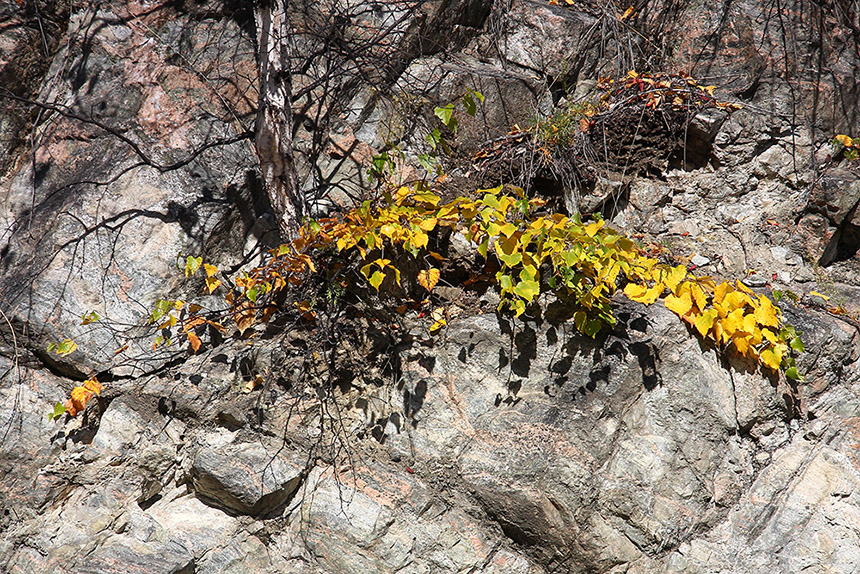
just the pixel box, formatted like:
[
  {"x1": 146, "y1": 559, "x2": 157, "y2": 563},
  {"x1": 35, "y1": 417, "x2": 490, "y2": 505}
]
[{"x1": 254, "y1": 0, "x2": 303, "y2": 238}]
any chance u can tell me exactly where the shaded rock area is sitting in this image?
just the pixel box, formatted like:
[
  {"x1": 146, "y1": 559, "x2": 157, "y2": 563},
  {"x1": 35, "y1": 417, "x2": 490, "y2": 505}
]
[{"x1": 3, "y1": 1, "x2": 860, "y2": 573}]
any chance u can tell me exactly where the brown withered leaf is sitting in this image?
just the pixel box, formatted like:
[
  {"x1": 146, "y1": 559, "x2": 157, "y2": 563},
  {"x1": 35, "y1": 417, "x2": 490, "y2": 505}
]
[{"x1": 234, "y1": 301, "x2": 255, "y2": 335}]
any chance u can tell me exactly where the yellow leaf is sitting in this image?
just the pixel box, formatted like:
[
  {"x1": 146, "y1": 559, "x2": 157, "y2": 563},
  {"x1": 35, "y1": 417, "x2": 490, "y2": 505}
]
[
  {"x1": 694, "y1": 275, "x2": 717, "y2": 291},
  {"x1": 204, "y1": 263, "x2": 218, "y2": 277},
  {"x1": 55, "y1": 339, "x2": 78, "y2": 357},
  {"x1": 429, "y1": 306, "x2": 447, "y2": 333},
  {"x1": 742, "y1": 312, "x2": 757, "y2": 335},
  {"x1": 624, "y1": 283, "x2": 646, "y2": 299},
  {"x1": 665, "y1": 290, "x2": 693, "y2": 316},
  {"x1": 754, "y1": 296, "x2": 780, "y2": 327},
  {"x1": 714, "y1": 282, "x2": 733, "y2": 305},
  {"x1": 418, "y1": 268, "x2": 441, "y2": 291},
  {"x1": 722, "y1": 291, "x2": 751, "y2": 311},
  {"x1": 514, "y1": 279, "x2": 541, "y2": 302},
  {"x1": 734, "y1": 336, "x2": 750, "y2": 356},
  {"x1": 721, "y1": 308, "x2": 746, "y2": 341},
  {"x1": 369, "y1": 270, "x2": 385, "y2": 290},
  {"x1": 624, "y1": 282, "x2": 662, "y2": 304},
  {"x1": 809, "y1": 290, "x2": 829, "y2": 301},
  {"x1": 690, "y1": 283, "x2": 708, "y2": 311},
  {"x1": 835, "y1": 134, "x2": 854, "y2": 147},
  {"x1": 617, "y1": 5, "x2": 635, "y2": 20},
  {"x1": 694, "y1": 309, "x2": 718, "y2": 337},
  {"x1": 185, "y1": 255, "x2": 202, "y2": 277},
  {"x1": 760, "y1": 345, "x2": 783, "y2": 371},
  {"x1": 418, "y1": 217, "x2": 438, "y2": 231},
  {"x1": 735, "y1": 279, "x2": 754, "y2": 294},
  {"x1": 243, "y1": 374, "x2": 263, "y2": 393},
  {"x1": 664, "y1": 265, "x2": 687, "y2": 292},
  {"x1": 411, "y1": 230, "x2": 429, "y2": 249},
  {"x1": 762, "y1": 328, "x2": 779, "y2": 344},
  {"x1": 584, "y1": 220, "x2": 604, "y2": 237},
  {"x1": 205, "y1": 276, "x2": 222, "y2": 294},
  {"x1": 67, "y1": 385, "x2": 96, "y2": 417},
  {"x1": 712, "y1": 318, "x2": 724, "y2": 342}
]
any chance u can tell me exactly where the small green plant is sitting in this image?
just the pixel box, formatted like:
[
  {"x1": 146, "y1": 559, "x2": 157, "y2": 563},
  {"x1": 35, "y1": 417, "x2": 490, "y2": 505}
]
[{"x1": 369, "y1": 89, "x2": 485, "y2": 182}]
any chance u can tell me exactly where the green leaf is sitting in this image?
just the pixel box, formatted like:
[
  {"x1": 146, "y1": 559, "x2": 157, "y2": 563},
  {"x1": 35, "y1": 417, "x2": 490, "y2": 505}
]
[
  {"x1": 369, "y1": 270, "x2": 385, "y2": 290},
  {"x1": 785, "y1": 366, "x2": 803, "y2": 381},
  {"x1": 584, "y1": 319, "x2": 602, "y2": 338},
  {"x1": 434, "y1": 103, "x2": 455, "y2": 126},
  {"x1": 447, "y1": 116, "x2": 458, "y2": 135},
  {"x1": 56, "y1": 339, "x2": 78, "y2": 357},
  {"x1": 49, "y1": 402, "x2": 66, "y2": 422},
  {"x1": 47, "y1": 342, "x2": 57, "y2": 353},
  {"x1": 417, "y1": 153, "x2": 437, "y2": 172},
  {"x1": 463, "y1": 93, "x2": 476, "y2": 116},
  {"x1": 426, "y1": 129, "x2": 441, "y2": 150},
  {"x1": 246, "y1": 286, "x2": 259, "y2": 303},
  {"x1": 80, "y1": 311, "x2": 100, "y2": 325},
  {"x1": 149, "y1": 299, "x2": 172, "y2": 324},
  {"x1": 513, "y1": 279, "x2": 540, "y2": 302},
  {"x1": 789, "y1": 336, "x2": 805, "y2": 353}
]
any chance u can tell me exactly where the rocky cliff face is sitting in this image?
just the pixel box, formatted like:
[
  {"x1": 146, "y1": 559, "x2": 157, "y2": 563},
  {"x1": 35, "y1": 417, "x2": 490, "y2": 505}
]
[{"x1": 2, "y1": 1, "x2": 860, "y2": 573}]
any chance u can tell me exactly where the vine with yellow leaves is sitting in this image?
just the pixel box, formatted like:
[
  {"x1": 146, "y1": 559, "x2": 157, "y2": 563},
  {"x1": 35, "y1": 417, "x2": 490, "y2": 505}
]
[{"x1": 48, "y1": 75, "x2": 804, "y2": 420}]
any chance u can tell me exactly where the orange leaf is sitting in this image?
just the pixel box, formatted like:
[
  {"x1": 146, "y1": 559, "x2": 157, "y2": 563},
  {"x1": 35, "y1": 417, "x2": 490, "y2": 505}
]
[
  {"x1": 579, "y1": 117, "x2": 591, "y2": 132},
  {"x1": 66, "y1": 386, "x2": 95, "y2": 417},
  {"x1": 418, "y1": 268, "x2": 441, "y2": 291},
  {"x1": 243, "y1": 374, "x2": 264, "y2": 394},
  {"x1": 185, "y1": 316, "x2": 206, "y2": 330},
  {"x1": 187, "y1": 331, "x2": 202, "y2": 353},
  {"x1": 83, "y1": 377, "x2": 102, "y2": 396},
  {"x1": 206, "y1": 320, "x2": 228, "y2": 333}
]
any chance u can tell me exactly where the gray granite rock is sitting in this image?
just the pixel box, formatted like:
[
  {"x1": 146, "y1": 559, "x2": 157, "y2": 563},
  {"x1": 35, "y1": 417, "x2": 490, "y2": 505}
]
[
  {"x1": 191, "y1": 442, "x2": 304, "y2": 516},
  {"x1": 3, "y1": 1, "x2": 860, "y2": 573}
]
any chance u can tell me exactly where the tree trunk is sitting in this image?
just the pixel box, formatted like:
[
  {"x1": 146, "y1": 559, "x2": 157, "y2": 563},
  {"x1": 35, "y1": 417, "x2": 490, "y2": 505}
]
[{"x1": 254, "y1": 0, "x2": 303, "y2": 239}]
